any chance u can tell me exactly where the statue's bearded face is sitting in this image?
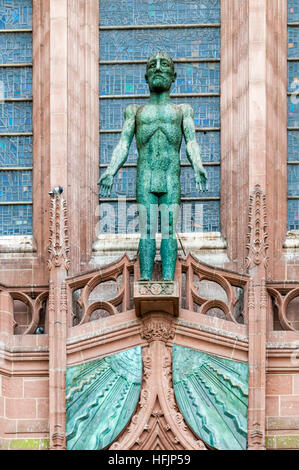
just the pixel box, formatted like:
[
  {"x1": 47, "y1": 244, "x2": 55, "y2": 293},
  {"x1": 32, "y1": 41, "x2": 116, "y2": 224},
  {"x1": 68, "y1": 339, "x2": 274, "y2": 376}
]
[{"x1": 145, "y1": 53, "x2": 176, "y2": 92}]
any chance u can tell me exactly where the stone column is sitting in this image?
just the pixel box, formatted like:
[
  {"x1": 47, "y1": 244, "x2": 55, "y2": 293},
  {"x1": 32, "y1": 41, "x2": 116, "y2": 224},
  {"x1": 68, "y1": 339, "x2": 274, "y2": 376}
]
[
  {"x1": 44, "y1": 0, "x2": 99, "y2": 449},
  {"x1": 222, "y1": 0, "x2": 270, "y2": 449},
  {"x1": 48, "y1": 190, "x2": 70, "y2": 450},
  {"x1": 246, "y1": 0, "x2": 268, "y2": 450}
]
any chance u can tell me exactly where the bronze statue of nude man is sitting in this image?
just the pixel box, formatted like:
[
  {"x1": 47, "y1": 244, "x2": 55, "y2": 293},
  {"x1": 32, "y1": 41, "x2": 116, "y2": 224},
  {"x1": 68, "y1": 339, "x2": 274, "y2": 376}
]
[{"x1": 98, "y1": 52, "x2": 208, "y2": 281}]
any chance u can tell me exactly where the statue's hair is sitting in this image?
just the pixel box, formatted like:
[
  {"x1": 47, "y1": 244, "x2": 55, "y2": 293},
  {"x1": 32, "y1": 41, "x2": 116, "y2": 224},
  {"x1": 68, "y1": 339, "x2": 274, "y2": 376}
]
[{"x1": 146, "y1": 52, "x2": 175, "y2": 72}]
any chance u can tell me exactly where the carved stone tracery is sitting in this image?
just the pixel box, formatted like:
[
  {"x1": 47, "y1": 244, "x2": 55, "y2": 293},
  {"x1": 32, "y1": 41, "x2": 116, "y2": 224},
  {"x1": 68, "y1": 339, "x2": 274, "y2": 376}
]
[{"x1": 267, "y1": 283, "x2": 299, "y2": 331}]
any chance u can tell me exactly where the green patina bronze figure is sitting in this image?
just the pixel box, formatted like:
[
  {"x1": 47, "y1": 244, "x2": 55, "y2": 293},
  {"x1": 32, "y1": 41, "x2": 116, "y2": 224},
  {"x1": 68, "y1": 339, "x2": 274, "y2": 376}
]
[{"x1": 98, "y1": 52, "x2": 208, "y2": 281}]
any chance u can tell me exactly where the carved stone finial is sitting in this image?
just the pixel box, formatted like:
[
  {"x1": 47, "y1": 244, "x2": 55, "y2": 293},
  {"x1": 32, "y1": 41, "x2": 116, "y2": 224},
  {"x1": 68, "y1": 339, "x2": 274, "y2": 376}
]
[
  {"x1": 48, "y1": 189, "x2": 70, "y2": 271},
  {"x1": 246, "y1": 184, "x2": 268, "y2": 270}
]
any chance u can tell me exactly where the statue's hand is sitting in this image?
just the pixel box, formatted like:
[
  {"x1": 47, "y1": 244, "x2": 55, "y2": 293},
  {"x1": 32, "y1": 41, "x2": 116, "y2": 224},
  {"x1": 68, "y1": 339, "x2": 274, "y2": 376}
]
[
  {"x1": 98, "y1": 172, "x2": 114, "y2": 197},
  {"x1": 195, "y1": 166, "x2": 208, "y2": 192}
]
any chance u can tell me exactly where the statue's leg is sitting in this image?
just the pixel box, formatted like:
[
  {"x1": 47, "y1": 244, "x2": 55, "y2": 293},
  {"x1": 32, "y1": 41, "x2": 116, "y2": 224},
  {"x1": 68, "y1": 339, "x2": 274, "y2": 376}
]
[
  {"x1": 159, "y1": 190, "x2": 180, "y2": 281},
  {"x1": 138, "y1": 193, "x2": 158, "y2": 281}
]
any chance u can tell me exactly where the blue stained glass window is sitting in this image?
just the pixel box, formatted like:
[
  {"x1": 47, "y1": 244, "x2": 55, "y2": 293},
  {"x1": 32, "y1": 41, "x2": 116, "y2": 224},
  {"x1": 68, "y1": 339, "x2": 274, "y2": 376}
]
[
  {"x1": 0, "y1": 101, "x2": 32, "y2": 133},
  {"x1": 288, "y1": 62, "x2": 299, "y2": 92},
  {"x1": 100, "y1": 63, "x2": 220, "y2": 96},
  {"x1": 100, "y1": 28, "x2": 220, "y2": 62},
  {"x1": 0, "y1": 1, "x2": 32, "y2": 236},
  {"x1": 99, "y1": 0, "x2": 221, "y2": 234},
  {"x1": 0, "y1": 204, "x2": 32, "y2": 235},
  {"x1": 288, "y1": 1, "x2": 299, "y2": 24},
  {"x1": 100, "y1": 0, "x2": 220, "y2": 26},
  {"x1": 287, "y1": 200, "x2": 299, "y2": 231},
  {"x1": 99, "y1": 201, "x2": 140, "y2": 234},
  {"x1": 0, "y1": 170, "x2": 32, "y2": 202},
  {"x1": 181, "y1": 131, "x2": 220, "y2": 163},
  {"x1": 180, "y1": 166, "x2": 220, "y2": 198},
  {"x1": 288, "y1": 96, "x2": 299, "y2": 127},
  {"x1": 0, "y1": 32, "x2": 32, "y2": 64},
  {"x1": 288, "y1": 27, "x2": 299, "y2": 59},
  {"x1": 0, "y1": 0, "x2": 32, "y2": 29},
  {"x1": 287, "y1": 165, "x2": 299, "y2": 196},
  {"x1": 177, "y1": 200, "x2": 220, "y2": 232},
  {"x1": 0, "y1": 67, "x2": 32, "y2": 98},
  {"x1": 0, "y1": 136, "x2": 32, "y2": 167},
  {"x1": 288, "y1": 131, "x2": 299, "y2": 162},
  {"x1": 288, "y1": 2, "x2": 299, "y2": 231},
  {"x1": 104, "y1": 167, "x2": 137, "y2": 199}
]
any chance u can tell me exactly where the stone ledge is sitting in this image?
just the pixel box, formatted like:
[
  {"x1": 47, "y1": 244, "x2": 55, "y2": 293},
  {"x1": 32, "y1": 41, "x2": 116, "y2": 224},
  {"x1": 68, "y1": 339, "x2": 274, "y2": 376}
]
[
  {"x1": 90, "y1": 232, "x2": 229, "y2": 268},
  {"x1": 0, "y1": 236, "x2": 37, "y2": 254},
  {"x1": 92, "y1": 232, "x2": 227, "y2": 252}
]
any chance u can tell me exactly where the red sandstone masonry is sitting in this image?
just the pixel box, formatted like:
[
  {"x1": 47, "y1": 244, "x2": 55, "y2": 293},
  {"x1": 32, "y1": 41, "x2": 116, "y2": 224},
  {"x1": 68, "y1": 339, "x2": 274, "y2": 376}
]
[
  {"x1": 24, "y1": 379, "x2": 49, "y2": 399},
  {"x1": 267, "y1": 375, "x2": 293, "y2": 395},
  {"x1": 266, "y1": 374, "x2": 299, "y2": 443},
  {"x1": 2, "y1": 377, "x2": 23, "y2": 399},
  {"x1": 294, "y1": 376, "x2": 299, "y2": 394},
  {"x1": 266, "y1": 396, "x2": 280, "y2": 417},
  {"x1": 280, "y1": 396, "x2": 299, "y2": 417},
  {"x1": 5, "y1": 399, "x2": 36, "y2": 420},
  {"x1": 37, "y1": 399, "x2": 49, "y2": 420},
  {"x1": 17, "y1": 419, "x2": 48, "y2": 434}
]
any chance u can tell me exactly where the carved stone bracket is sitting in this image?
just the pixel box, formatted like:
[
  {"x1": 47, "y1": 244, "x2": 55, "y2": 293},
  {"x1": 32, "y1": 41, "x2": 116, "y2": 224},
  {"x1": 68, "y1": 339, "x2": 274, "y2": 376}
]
[
  {"x1": 134, "y1": 280, "x2": 179, "y2": 317},
  {"x1": 246, "y1": 184, "x2": 269, "y2": 271},
  {"x1": 140, "y1": 313, "x2": 175, "y2": 344}
]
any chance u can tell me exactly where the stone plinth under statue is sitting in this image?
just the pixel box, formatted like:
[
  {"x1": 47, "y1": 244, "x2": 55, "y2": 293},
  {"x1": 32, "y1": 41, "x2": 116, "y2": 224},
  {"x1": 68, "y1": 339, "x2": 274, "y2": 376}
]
[
  {"x1": 98, "y1": 52, "x2": 208, "y2": 281},
  {"x1": 134, "y1": 280, "x2": 179, "y2": 317}
]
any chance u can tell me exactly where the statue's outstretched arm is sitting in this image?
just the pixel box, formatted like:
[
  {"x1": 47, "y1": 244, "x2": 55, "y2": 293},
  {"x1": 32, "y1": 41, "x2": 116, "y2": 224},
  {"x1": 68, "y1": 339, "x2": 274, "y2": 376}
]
[
  {"x1": 98, "y1": 104, "x2": 138, "y2": 197},
  {"x1": 181, "y1": 104, "x2": 208, "y2": 192}
]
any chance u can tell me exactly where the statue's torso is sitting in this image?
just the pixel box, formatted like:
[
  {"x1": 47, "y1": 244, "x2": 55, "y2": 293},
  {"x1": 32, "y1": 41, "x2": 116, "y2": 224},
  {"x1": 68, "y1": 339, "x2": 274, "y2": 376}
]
[
  {"x1": 134, "y1": 102, "x2": 183, "y2": 196},
  {"x1": 135, "y1": 102, "x2": 182, "y2": 169}
]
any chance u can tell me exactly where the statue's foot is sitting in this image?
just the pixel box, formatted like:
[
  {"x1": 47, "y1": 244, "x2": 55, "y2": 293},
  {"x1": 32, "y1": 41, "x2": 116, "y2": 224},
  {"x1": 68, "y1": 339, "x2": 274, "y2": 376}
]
[{"x1": 139, "y1": 277, "x2": 151, "y2": 281}]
